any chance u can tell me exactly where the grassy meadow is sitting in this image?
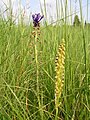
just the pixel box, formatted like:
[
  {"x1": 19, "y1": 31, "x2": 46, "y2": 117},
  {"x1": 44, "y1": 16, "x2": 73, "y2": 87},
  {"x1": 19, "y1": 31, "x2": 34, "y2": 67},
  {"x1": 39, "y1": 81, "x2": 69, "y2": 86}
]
[{"x1": 0, "y1": 0, "x2": 90, "y2": 120}]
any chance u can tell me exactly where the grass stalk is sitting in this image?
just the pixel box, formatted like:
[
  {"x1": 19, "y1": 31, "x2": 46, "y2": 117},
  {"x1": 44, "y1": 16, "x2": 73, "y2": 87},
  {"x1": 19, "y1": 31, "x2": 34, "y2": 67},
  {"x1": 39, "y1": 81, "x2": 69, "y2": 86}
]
[
  {"x1": 79, "y1": 0, "x2": 87, "y2": 91},
  {"x1": 79, "y1": 0, "x2": 88, "y2": 119},
  {"x1": 64, "y1": 0, "x2": 68, "y2": 119}
]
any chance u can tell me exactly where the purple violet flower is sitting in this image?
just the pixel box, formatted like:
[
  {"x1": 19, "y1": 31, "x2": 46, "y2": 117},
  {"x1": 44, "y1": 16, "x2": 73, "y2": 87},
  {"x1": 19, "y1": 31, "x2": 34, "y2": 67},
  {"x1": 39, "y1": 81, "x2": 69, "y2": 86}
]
[{"x1": 32, "y1": 13, "x2": 44, "y2": 27}]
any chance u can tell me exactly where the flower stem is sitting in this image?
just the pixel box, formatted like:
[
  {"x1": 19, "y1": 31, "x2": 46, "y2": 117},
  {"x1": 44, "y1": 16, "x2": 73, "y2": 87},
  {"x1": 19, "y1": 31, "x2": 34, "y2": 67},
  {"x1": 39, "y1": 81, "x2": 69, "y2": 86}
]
[
  {"x1": 55, "y1": 107, "x2": 58, "y2": 120},
  {"x1": 34, "y1": 30, "x2": 43, "y2": 119},
  {"x1": 35, "y1": 31, "x2": 39, "y2": 92}
]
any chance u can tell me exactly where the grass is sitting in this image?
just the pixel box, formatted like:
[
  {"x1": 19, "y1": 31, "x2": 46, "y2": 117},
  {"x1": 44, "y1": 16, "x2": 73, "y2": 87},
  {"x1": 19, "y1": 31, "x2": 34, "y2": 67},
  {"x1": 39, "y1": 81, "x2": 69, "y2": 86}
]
[{"x1": 0, "y1": 0, "x2": 90, "y2": 119}]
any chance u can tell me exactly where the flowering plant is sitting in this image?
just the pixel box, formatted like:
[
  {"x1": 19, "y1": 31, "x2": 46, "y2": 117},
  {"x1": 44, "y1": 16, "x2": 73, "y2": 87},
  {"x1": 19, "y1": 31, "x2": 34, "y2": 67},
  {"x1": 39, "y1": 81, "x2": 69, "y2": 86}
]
[{"x1": 32, "y1": 13, "x2": 44, "y2": 27}]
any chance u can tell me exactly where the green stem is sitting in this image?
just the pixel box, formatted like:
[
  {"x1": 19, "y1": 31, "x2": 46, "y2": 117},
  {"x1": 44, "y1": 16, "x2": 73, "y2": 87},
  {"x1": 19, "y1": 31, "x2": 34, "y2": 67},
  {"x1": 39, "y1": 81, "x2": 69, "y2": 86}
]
[
  {"x1": 35, "y1": 31, "x2": 39, "y2": 94},
  {"x1": 34, "y1": 30, "x2": 43, "y2": 119},
  {"x1": 55, "y1": 106, "x2": 58, "y2": 120}
]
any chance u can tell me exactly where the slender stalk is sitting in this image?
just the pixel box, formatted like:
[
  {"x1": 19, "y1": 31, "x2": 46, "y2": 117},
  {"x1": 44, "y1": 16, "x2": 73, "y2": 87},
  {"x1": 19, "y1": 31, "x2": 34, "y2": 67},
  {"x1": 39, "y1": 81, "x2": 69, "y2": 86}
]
[
  {"x1": 34, "y1": 29, "x2": 43, "y2": 120},
  {"x1": 64, "y1": 1, "x2": 68, "y2": 120},
  {"x1": 34, "y1": 30, "x2": 40, "y2": 104},
  {"x1": 79, "y1": 0, "x2": 88, "y2": 118},
  {"x1": 70, "y1": 0, "x2": 72, "y2": 24},
  {"x1": 79, "y1": 0, "x2": 87, "y2": 87},
  {"x1": 44, "y1": 0, "x2": 47, "y2": 20},
  {"x1": 55, "y1": 107, "x2": 58, "y2": 120},
  {"x1": 9, "y1": 0, "x2": 12, "y2": 25},
  {"x1": 56, "y1": 0, "x2": 59, "y2": 22},
  {"x1": 86, "y1": 2, "x2": 89, "y2": 109}
]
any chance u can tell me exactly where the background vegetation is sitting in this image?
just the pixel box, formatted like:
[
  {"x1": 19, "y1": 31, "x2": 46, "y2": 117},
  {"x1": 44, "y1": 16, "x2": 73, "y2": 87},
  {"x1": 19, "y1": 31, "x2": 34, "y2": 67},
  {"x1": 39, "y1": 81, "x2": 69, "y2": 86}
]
[{"x1": 0, "y1": 0, "x2": 90, "y2": 120}]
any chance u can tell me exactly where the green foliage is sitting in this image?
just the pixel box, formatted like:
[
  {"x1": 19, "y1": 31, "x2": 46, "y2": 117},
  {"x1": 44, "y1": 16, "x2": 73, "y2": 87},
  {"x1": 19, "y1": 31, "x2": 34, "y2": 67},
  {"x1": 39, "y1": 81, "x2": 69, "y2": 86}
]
[
  {"x1": 0, "y1": 17, "x2": 90, "y2": 120},
  {"x1": 0, "y1": 0, "x2": 90, "y2": 119},
  {"x1": 73, "y1": 15, "x2": 81, "y2": 26}
]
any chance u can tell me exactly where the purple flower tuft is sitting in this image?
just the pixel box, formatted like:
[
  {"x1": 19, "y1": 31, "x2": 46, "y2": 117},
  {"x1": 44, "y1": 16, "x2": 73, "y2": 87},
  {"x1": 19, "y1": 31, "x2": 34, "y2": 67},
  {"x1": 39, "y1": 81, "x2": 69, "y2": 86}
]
[{"x1": 32, "y1": 13, "x2": 44, "y2": 27}]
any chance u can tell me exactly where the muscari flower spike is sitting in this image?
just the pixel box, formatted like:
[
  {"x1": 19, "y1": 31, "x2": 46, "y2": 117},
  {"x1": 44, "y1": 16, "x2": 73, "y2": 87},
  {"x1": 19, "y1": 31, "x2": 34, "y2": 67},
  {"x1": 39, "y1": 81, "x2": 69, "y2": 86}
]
[{"x1": 32, "y1": 13, "x2": 44, "y2": 27}]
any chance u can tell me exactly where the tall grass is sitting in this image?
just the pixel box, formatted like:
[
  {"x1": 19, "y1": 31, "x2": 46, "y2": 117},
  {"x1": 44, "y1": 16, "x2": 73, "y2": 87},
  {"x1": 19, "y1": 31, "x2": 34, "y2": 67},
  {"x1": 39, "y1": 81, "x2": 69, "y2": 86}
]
[{"x1": 0, "y1": 0, "x2": 90, "y2": 120}]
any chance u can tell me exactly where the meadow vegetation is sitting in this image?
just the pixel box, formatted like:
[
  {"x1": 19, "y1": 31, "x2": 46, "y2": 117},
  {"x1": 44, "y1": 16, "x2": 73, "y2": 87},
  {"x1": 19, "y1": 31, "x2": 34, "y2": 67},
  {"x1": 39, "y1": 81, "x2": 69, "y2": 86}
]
[{"x1": 0, "y1": 0, "x2": 90, "y2": 120}]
